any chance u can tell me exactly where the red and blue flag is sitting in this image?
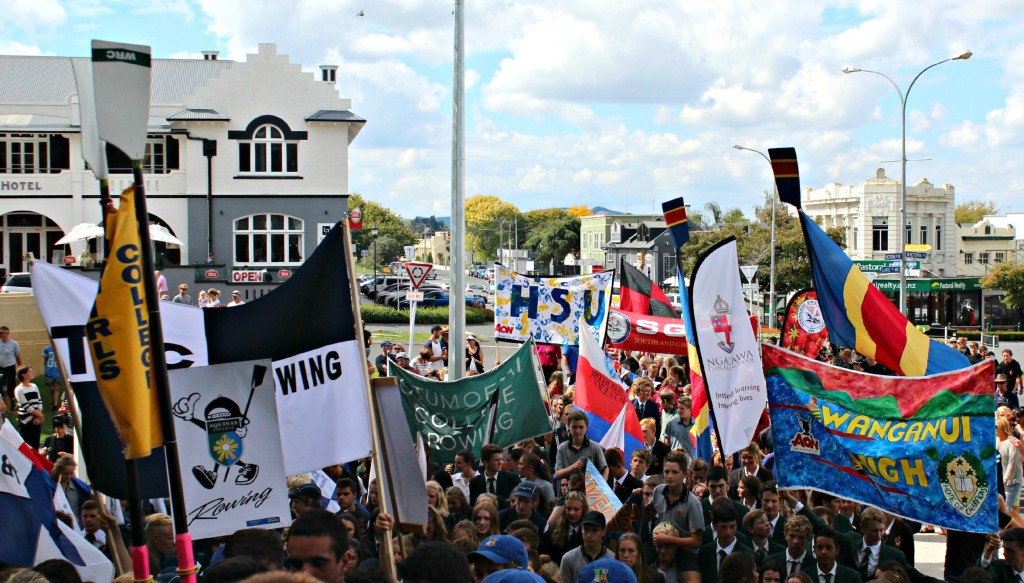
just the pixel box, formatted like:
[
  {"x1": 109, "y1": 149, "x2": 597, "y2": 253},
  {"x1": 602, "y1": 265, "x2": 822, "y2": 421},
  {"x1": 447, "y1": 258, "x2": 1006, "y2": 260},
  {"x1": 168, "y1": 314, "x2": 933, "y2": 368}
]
[{"x1": 576, "y1": 321, "x2": 645, "y2": 461}]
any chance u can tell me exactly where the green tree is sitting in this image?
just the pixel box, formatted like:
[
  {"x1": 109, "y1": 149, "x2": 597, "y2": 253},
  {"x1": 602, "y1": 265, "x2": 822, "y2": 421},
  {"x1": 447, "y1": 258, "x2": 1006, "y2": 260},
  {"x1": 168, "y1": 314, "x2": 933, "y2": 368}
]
[
  {"x1": 410, "y1": 215, "x2": 447, "y2": 234},
  {"x1": 348, "y1": 193, "x2": 417, "y2": 257},
  {"x1": 722, "y1": 208, "x2": 747, "y2": 224},
  {"x1": 704, "y1": 202, "x2": 723, "y2": 225},
  {"x1": 523, "y1": 214, "x2": 581, "y2": 266},
  {"x1": 466, "y1": 195, "x2": 522, "y2": 260},
  {"x1": 982, "y1": 262, "x2": 1024, "y2": 322},
  {"x1": 370, "y1": 234, "x2": 404, "y2": 269},
  {"x1": 955, "y1": 200, "x2": 998, "y2": 224}
]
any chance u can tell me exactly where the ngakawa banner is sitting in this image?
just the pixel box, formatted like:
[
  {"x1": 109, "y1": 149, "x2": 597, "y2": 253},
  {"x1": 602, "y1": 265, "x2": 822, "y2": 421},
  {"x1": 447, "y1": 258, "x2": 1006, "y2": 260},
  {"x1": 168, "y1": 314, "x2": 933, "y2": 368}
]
[
  {"x1": 763, "y1": 344, "x2": 997, "y2": 534},
  {"x1": 688, "y1": 237, "x2": 768, "y2": 457},
  {"x1": 394, "y1": 341, "x2": 550, "y2": 464},
  {"x1": 169, "y1": 360, "x2": 291, "y2": 540},
  {"x1": 493, "y1": 265, "x2": 613, "y2": 346}
]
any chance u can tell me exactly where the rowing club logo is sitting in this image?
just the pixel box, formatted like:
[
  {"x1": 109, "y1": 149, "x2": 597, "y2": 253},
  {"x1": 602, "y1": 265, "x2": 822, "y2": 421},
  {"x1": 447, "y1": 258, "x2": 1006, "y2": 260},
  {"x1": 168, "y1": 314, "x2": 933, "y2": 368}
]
[
  {"x1": 172, "y1": 365, "x2": 267, "y2": 490},
  {"x1": 710, "y1": 295, "x2": 734, "y2": 353}
]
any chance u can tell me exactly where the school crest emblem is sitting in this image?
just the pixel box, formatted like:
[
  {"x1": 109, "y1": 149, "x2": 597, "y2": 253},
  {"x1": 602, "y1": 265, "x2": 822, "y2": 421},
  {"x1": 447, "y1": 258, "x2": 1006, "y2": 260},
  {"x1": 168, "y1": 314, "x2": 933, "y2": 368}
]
[{"x1": 939, "y1": 452, "x2": 989, "y2": 518}]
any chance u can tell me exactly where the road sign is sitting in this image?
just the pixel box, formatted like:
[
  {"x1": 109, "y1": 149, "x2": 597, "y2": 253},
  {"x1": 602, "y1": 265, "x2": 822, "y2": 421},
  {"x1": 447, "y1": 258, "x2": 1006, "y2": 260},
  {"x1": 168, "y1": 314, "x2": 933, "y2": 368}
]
[
  {"x1": 405, "y1": 291, "x2": 424, "y2": 301},
  {"x1": 740, "y1": 265, "x2": 759, "y2": 282},
  {"x1": 905, "y1": 244, "x2": 932, "y2": 252},
  {"x1": 884, "y1": 253, "x2": 903, "y2": 261},
  {"x1": 880, "y1": 267, "x2": 900, "y2": 274},
  {"x1": 404, "y1": 262, "x2": 434, "y2": 289},
  {"x1": 905, "y1": 251, "x2": 928, "y2": 259}
]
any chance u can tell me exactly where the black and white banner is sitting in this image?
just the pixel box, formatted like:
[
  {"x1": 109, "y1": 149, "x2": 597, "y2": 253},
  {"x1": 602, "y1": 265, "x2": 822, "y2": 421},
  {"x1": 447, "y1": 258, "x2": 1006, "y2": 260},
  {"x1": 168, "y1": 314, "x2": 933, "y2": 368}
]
[
  {"x1": 32, "y1": 223, "x2": 373, "y2": 498},
  {"x1": 169, "y1": 360, "x2": 290, "y2": 539}
]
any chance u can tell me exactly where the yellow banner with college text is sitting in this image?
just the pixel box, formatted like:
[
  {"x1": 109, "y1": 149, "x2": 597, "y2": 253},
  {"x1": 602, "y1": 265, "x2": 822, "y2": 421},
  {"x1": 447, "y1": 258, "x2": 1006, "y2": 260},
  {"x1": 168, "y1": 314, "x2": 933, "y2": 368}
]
[{"x1": 87, "y1": 186, "x2": 164, "y2": 459}]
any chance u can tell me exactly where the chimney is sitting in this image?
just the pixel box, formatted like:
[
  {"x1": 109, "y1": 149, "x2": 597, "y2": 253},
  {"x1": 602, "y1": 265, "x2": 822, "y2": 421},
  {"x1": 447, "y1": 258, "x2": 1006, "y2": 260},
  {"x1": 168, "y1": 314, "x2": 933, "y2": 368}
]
[
  {"x1": 320, "y1": 64, "x2": 338, "y2": 85},
  {"x1": 202, "y1": 51, "x2": 220, "y2": 61}
]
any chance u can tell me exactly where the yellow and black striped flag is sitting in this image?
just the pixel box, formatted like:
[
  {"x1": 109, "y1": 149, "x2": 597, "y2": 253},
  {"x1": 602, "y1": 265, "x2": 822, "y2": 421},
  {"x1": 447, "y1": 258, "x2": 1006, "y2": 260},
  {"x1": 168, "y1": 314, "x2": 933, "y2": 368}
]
[{"x1": 86, "y1": 185, "x2": 164, "y2": 459}]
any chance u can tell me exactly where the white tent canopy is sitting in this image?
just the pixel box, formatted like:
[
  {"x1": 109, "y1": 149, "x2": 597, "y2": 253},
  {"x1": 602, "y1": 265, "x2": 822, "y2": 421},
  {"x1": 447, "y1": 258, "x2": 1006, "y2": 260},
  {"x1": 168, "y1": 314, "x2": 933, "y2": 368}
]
[
  {"x1": 55, "y1": 222, "x2": 183, "y2": 246},
  {"x1": 661, "y1": 274, "x2": 689, "y2": 288}
]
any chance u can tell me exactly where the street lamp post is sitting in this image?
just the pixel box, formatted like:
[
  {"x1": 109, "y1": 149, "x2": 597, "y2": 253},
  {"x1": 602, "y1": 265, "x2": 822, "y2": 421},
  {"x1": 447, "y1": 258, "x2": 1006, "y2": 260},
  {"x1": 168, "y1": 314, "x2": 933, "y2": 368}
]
[
  {"x1": 732, "y1": 145, "x2": 777, "y2": 329},
  {"x1": 371, "y1": 225, "x2": 379, "y2": 297},
  {"x1": 843, "y1": 51, "x2": 972, "y2": 317}
]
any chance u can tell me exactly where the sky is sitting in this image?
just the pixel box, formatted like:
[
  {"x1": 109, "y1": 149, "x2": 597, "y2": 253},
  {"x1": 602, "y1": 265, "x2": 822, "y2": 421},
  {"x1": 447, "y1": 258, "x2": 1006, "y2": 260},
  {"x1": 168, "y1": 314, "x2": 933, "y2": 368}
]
[{"x1": 4, "y1": 0, "x2": 1023, "y2": 220}]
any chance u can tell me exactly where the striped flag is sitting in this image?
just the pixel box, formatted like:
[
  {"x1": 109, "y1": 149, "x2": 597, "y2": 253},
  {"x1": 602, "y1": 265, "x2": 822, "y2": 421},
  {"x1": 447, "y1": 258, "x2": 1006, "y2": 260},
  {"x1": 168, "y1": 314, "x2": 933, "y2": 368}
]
[
  {"x1": 768, "y1": 148, "x2": 802, "y2": 209},
  {"x1": 662, "y1": 197, "x2": 690, "y2": 246},
  {"x1": 87, "y1": 186, "x2": 164, "y2": 459},
  {"x1": 661, "y1": 198, "x2": 713, "y2": 461},
  {"x1": 619, "y1": 258, "x2": 678, "y2": 318},
  {"x1": 769, "y1": 147, "x2": 970, "y2": 376}
]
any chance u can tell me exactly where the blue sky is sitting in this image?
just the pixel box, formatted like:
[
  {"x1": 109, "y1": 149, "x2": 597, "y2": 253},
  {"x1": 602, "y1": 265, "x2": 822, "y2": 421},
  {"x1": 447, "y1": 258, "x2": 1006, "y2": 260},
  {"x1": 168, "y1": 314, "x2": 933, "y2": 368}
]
[{"x1": 5, "y1": 0, "x2": 1023, "y2": 220}]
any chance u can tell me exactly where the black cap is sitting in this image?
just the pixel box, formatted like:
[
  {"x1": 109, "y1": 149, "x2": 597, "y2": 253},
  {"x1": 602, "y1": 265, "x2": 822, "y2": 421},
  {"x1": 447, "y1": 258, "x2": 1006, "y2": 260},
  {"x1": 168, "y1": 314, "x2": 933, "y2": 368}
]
[
  {"x1": 581, "y1": 510, "x2": 606, "y2": 528},
  {"x1": 288, "y1": 483, "x2": 322, "y2": 500}
]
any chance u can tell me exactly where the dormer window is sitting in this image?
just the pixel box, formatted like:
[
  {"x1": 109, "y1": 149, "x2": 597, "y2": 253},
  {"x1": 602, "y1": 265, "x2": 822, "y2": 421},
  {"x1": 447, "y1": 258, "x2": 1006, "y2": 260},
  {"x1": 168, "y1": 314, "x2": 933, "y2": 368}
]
[
  {"x1": 229, "y1": 115, "x2": 307, "y2": 178},
  {"x1": 239, "y1": 124, "x2": 298, "y2": 175}
]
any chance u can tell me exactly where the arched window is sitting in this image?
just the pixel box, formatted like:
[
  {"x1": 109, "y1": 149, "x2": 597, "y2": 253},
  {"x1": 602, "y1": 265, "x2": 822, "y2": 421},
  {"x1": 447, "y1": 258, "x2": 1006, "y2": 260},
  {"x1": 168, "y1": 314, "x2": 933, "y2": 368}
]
[
  {"x1": 233, "y1": 213, "x2": 303, "y2": 266},
  {"x1": 238, "y1": 124, "x2": 299, "y2": 175}
]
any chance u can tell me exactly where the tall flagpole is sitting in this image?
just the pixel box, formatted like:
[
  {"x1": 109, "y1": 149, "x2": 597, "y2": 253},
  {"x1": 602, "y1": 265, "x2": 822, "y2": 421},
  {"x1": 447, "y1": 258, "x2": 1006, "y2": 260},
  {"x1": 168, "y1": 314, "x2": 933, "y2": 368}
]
[
  {"x1": 131, "y1": 163, "x2": 198, "y2": 583},
  {"x1": 449, "y1": 0, "x2": 466, "y2": 380}
]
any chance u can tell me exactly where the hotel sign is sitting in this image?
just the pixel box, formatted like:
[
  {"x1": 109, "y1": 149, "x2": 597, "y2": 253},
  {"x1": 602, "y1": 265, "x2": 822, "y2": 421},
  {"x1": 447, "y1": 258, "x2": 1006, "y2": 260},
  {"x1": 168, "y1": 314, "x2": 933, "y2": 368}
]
[{"x1": 1, "y1": 181, "x2": 43, "y2": 191}]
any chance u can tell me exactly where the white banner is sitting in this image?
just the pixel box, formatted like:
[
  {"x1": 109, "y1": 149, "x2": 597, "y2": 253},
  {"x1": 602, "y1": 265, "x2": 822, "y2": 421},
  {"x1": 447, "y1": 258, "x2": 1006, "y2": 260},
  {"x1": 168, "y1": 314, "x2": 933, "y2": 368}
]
[
  {"x1": 169, "y1": 359, "x2": 291, "y2": 540},
  {"x1": 493, "y1": 265, "x2": 613, "y2": 345},
  {"x1": 689, "y1": 239, "x2": 768, "y2": 457}
]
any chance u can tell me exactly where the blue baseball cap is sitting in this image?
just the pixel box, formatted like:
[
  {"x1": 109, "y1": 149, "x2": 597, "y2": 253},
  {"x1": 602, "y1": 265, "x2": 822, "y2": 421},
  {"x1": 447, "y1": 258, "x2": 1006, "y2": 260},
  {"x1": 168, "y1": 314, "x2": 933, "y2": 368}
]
[
  {"x1": 483, "y1": 570, "x2": 545, "y2": 583},
  {"x1": 468, "y1": 535, "x2": 528, "y2": 569},
  {"x1": 576, "y1": 558, "x2": 637, "y2": 583}
]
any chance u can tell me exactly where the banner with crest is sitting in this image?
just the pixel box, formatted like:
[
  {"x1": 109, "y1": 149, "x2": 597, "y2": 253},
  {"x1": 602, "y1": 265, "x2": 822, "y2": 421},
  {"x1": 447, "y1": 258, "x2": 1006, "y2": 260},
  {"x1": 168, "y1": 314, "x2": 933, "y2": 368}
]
[
  {"x1": 763, "y1": 344, "x2": 997, "y2": 534},
  {"x1": 779, "y1": 289, "x2": 829, "y2": 360}
]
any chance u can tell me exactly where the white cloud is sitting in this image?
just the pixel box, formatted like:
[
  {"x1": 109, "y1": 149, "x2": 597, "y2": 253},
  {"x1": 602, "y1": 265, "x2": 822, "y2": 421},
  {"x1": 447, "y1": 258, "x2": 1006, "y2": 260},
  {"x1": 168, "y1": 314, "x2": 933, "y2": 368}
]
[{"x1": 0, "y1": 41, "x2": 51, "y2": 56}]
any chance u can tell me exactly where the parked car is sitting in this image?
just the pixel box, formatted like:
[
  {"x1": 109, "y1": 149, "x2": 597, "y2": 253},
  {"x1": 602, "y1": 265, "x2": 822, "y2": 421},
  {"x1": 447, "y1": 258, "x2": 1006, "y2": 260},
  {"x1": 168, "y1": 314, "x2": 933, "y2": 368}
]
[
  {"x1": 664, "y1": 293, "x2": 683, "y2": 314},
  {"x1": 487, "y1": 280, "x2": 496, "y2": 295},
  {"x1": 1, "y1": 272, "x2": 31, "y2": 294},
  {"x1": 399, "y1": 290, "x2": 486, "y2": 310},
  {"x1": 466, "y1": 283, "x2": 487, "y2": 299},
  {"x1": 382, "y1": 284, "x2": 444, "y2": 308}
]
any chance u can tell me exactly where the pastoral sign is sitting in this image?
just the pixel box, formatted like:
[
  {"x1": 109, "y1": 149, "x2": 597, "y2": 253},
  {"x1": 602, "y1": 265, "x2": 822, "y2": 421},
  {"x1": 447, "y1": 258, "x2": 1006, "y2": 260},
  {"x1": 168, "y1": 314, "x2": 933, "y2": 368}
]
[{"x1": 393, "y1": 341, "x2": 550, "y2": 464}]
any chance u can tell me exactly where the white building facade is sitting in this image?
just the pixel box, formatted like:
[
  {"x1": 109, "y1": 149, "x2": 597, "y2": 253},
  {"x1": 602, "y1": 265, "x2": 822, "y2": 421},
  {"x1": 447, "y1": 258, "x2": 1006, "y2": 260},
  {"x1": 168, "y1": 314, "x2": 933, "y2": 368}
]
[
  {"x1": 803, "y1": 169, "x2": 987, "y2": 327},
  {"x1": 0, "y1": 44, "x2": 363, "y2": 296}
]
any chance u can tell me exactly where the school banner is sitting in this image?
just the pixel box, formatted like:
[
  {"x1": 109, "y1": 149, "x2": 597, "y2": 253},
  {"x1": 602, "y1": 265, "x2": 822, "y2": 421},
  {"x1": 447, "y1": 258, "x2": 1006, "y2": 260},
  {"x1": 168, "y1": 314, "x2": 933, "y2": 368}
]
[
  {"x1": 584, "y1": 460, "x2": 622, "y2": 524},
  {"x1": 606, "y1": 308, "x2": 688, "y2": 355},
  {"x1": 87, "y1": 186, "x2": 164, "y2": 459},
  {"x1": 763, "y1": 344, "x2": 997, "y2": 533},
  {"x1": 169, "y1": 360, "x2": 290, "y2": 540},
  {"x1": 394, "y1": 341, "x2": 550, "y2": 464},
  {"x1": 493, "y1": 265, "x2": 613, "y2": 346},
  {"x1": 779, "y1": 289, "x2": 828, "y2": 360},
  {"x1": 689, "y1": 238, "x2": 768, "y2": 457},
  {"x1": 31, "y1": 223, "x2": 372, "y2": 498}
]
